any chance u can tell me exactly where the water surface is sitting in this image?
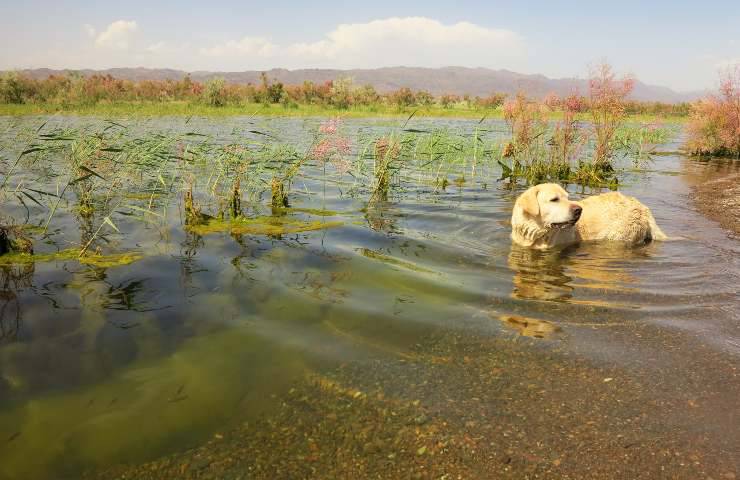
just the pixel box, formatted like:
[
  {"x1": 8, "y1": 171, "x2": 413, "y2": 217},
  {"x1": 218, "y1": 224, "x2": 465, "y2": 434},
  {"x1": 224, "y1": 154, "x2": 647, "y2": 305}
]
[{"x1": 0, "y1": 116, "x2": 737, "y2": 479}]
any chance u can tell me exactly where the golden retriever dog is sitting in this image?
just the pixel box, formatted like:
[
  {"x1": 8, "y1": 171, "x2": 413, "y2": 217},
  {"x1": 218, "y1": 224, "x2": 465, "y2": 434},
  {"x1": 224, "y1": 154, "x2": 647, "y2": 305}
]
[{"x1": 511, "y1": 183, "x2": 666, "y2": 249}]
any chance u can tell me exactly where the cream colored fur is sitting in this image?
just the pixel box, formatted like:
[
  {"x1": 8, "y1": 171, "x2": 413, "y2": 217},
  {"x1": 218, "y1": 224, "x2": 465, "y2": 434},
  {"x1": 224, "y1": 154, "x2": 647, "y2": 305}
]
[{"x1": 511, "y1": 183, "x2": 666, "y2": 249}]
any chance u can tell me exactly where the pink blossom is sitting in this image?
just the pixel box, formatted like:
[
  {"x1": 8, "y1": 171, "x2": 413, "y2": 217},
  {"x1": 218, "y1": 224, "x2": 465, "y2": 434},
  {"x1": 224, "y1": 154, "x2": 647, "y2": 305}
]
[
  {"x1": 310, "y1": 136, "x2": 353, "y2": 172},
  {"x1": 318, "y1": 118, "x2": 341, "y2": 134},
  {"x1": 333, "y1": 136, "x2": 351, "y2": 155},
  {"x1": 311, "y1": 139, "x2": 333, "y2": 160}
]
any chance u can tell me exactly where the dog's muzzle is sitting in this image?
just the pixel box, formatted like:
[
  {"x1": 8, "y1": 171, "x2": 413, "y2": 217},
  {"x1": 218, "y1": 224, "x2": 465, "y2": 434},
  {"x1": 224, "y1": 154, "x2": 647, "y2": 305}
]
[{"x1": 551, "y1": 206, "x2": 582, "y2": 229}]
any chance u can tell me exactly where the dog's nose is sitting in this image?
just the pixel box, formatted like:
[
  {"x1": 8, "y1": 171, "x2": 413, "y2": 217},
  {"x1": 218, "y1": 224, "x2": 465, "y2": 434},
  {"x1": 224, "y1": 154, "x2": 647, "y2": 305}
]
[{"x1": 572, "y1": 206, "x2": 582, "y2": 218}]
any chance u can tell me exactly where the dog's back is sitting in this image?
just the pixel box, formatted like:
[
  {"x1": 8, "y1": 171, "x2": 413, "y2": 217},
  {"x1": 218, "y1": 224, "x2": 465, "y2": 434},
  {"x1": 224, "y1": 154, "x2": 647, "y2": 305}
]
[{"x1": 576, "y1": 192, "x2": 666, "y2": 243}]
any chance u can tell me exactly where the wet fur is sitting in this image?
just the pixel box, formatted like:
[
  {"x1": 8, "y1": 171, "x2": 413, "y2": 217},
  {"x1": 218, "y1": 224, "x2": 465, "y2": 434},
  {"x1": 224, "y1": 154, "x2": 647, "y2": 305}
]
[{"x1": 511, "y1": 183, "x2": 666, "y2": 249}]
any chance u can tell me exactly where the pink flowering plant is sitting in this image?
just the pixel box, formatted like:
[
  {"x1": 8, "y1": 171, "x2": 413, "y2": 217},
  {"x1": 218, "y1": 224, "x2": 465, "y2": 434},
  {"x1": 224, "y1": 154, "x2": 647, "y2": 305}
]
[
  {"x1": 310, "y1": 117, "x2": 353, "y2": 174},
  {"x1": 502, "y1": 92, "x2": 548, "y2": 161},
  {"x1": 686, "y1": 66, "x2": 740, "y2": 157},
  {"x1": 548, "y1": 90, "x2": 587, "y2": 166},
  {"x1": 588, "y1": 63, "x2": 636, "y2": 166}
]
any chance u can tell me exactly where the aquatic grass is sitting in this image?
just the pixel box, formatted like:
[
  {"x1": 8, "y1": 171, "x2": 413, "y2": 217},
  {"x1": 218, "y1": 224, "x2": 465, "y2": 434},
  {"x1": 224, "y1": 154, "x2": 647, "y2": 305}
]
[
  {"x1": 0, "y1": 112, "x2": 677, "y2": 259},
  {"x1": 614, "y1": 121, "x2": 676, "y2": 161}
]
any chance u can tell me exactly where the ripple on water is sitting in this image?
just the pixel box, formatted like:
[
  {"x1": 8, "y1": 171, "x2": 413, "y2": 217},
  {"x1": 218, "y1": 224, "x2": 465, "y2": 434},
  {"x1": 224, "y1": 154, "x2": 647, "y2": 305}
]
[{"x1": 0, "y1": 117, "x2": 738, "y2": 479}]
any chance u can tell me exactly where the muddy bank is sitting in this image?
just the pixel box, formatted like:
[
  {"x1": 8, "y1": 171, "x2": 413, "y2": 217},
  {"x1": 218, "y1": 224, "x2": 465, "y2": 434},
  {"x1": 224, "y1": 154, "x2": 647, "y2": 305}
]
[
  {"x1": 691, "y1": 172, "x2": 740, "y2": 238},
  {"x1": 86, "y1": 327, "x2": 739, "y2": 480}
]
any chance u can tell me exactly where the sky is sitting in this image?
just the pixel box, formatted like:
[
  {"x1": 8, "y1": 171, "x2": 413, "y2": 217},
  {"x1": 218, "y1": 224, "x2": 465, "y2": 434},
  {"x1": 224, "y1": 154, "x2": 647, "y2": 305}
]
[{"x1": 0, "y1": 0, "x2": 738, "y2": 92}]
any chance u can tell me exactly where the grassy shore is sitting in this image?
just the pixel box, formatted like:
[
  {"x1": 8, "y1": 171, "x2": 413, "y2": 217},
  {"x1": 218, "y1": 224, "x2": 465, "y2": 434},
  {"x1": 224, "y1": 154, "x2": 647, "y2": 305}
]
[{"x1": 0, "y1": 101, "x2": 688, "y2": 122}]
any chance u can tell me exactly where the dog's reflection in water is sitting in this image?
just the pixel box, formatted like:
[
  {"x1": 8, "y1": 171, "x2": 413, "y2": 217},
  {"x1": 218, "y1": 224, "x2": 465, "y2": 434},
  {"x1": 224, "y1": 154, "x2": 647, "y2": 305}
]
[
  {"x1": 488, "y1": 246, "x2": 573, "y2": 339},
  {"x1": 507, "y1": 244, "x2": 576, "y2": 302},
  {"x1": 498, "y1": 243, "x2": 648, "y2": 338},
  {"x1": 498, "y1": 314, "x2": 561, "y2": 339}
]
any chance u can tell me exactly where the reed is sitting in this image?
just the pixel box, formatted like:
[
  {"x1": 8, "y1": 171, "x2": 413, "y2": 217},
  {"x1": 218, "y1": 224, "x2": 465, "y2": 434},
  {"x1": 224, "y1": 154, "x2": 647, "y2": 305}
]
[{"x1": 0, "y1": 113, "x2": 676, "y2": 259}]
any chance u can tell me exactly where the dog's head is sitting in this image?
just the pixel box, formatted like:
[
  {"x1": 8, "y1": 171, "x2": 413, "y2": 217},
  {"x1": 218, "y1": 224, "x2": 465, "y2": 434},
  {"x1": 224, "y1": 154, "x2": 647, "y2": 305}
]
[{"x1": 514, "y1": 183, "x2": 582, "y2": 230}]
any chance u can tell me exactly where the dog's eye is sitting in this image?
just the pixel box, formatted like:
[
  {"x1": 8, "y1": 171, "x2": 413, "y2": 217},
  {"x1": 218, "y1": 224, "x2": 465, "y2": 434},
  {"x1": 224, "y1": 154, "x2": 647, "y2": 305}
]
[{"x1": 550, "y1": 197, "x2": 559, "y2": 202}]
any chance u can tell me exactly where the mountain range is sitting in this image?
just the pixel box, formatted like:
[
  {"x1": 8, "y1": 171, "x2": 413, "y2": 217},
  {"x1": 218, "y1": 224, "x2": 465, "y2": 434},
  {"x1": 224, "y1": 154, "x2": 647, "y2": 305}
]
[{"x1": 16, "y1": 66, "x2": 705, "y2": 103}]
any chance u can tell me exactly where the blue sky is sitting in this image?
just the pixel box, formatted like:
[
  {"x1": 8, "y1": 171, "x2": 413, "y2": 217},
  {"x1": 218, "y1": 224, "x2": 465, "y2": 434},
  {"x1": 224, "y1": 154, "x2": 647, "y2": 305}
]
[{"x1": 1, "y1": 0, "x2": 738, "y2": 91}]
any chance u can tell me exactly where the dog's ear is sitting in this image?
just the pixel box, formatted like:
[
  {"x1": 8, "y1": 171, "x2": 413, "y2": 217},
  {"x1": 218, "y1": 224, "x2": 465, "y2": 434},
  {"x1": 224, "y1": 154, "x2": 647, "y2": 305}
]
[{"x1": 518, "y1": 186, "x2": 540, "y2": 217}]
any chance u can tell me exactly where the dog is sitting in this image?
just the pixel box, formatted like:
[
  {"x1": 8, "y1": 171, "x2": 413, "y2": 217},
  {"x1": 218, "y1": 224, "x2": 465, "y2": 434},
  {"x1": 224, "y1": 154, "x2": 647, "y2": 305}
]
[{"x1": 510, "y1": 183, "x2": 666, "y2": 249}]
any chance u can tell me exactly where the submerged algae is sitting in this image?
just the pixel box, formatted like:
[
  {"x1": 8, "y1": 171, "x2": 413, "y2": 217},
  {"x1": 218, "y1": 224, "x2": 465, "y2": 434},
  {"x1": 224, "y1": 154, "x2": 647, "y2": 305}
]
[
  {"x1": 0, "y1": 249, "x2": 143, "y2": 268},
  {"x1": 186, "y1": 215, "x2": 343, "y2": 236}
]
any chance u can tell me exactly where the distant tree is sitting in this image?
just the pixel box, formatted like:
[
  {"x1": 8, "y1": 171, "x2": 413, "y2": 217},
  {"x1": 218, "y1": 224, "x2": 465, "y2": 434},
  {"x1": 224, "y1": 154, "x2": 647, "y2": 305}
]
[
  {"x1": 0, "y1": 72, "x2": 26, "y2": 104},
  {"x1": 203, "y1": 77, "x2": 226, "y2": 106}
]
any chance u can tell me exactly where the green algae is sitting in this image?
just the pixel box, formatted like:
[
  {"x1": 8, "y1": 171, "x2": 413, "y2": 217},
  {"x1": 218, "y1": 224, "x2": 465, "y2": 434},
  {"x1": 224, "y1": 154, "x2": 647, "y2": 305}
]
[
  {"x1": 273, "y1": 207, "x2": 339, "y2": 217},
  {"x1": 0, "y1": 249, "x2": 143, "y2": 268},
  {"x1": 78, "y1": 252, "x2": 144, "y2": 268},
  {"x1": 357, "y1": 248, "x2": 438, "y2": 275},
  {"x1": 186, "y1": 216, "x2": 343, "y2": 236}
]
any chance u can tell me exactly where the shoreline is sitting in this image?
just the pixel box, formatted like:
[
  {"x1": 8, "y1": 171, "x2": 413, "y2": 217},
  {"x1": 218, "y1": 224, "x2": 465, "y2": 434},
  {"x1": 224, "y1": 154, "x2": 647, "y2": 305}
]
[
  {"x1": 0, "y1": 102, "x2": 688, "y2": 122},
  {"x1": 690, "y1": 171, "x2": 740, "y2": 238}
]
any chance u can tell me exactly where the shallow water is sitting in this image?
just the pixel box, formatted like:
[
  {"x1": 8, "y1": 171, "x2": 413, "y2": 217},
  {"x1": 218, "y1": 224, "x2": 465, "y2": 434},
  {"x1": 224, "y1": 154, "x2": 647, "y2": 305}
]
[{"x1": 0, "y1": 116, "x2": 738, "y2": 479}]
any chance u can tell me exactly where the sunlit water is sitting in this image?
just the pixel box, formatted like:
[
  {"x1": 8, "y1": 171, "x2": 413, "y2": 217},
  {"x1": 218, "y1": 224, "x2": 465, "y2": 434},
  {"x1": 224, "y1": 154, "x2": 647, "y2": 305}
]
[{"x1": 0, "y1": 116, "x2": 738, "y2": 479}]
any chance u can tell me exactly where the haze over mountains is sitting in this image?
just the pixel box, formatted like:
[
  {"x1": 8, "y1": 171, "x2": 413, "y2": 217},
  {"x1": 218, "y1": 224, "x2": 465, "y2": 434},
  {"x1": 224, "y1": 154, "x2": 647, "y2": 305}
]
[{"x1": 17, "y1": 66, "x2": 705, "y2": 103}]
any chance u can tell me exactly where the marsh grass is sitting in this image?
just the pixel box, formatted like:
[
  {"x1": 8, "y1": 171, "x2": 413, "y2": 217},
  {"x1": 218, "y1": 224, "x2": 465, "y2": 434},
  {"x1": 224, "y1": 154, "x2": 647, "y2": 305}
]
[
  {"x1": 0, "y1": 114, "x2": 675, "y2": 260},
  {"x1": 0, "y1": 101, "x2": 690, "y2": 123}
]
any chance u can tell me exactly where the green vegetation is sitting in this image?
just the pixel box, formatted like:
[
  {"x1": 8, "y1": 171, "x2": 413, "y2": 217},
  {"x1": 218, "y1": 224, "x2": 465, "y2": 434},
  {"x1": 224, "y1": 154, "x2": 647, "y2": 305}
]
[
  {"x1": 0, "y1": 70, "x2": 690, "y2": 121},
  {"x1": 0, "y1": 93, "x2": 677, "y2": 262},
  {"x1": 185, "y1": 216, "x2": 343, "y2": 236},
  {"x1": 0, "y1": 248, "x2": 142, "y2": 267},
  {"x1": 0, "y1": 100, "x2": 689, "y2": 122},
  {"x1": 494, "y1": 65, "x2": 675, "y2": 188}
]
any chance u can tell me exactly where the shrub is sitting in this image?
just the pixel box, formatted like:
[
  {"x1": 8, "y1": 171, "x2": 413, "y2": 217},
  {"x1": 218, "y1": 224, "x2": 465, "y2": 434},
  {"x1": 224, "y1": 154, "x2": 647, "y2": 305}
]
[
  {"x1": 549, "y1": 95, "x2": 584, "y2": 165},
  {"x1": 588, "y1": 63, "x2": 635, "y2": 166},
  {"x1": 542, "y1": 92, "x2": 560, "y2": 111},
  {"x1": 389, "y1": 87, "x2": 416, "y2": 108},
  {"x1": 0, "y1": 72, "x2": 27, "y2": 104},
  {"x1": 203, "y1": 77, "x2": 226, "y2": 106},
  {"x1": 475, "y1": 92, "x2": 507, "y2": 109},
  {"x1": 328, "y1": 77, "x2": 355, "y2": 109},
  {"x1": 502, "y1": 92, "x2": 547, "y2": 159},
  {"x1": 439, "y1": 94, "x2": 460, "y2": 109},
  {"x1": 685, "y1": 66, "x2": 740, "y2": 157}
]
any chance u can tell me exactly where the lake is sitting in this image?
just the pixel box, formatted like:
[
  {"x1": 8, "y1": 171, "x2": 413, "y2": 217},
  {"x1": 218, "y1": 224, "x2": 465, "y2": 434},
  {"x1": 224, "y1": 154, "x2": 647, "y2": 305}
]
[{"x1": 0, "y1": 116, "x2": 738, "y2": 479}]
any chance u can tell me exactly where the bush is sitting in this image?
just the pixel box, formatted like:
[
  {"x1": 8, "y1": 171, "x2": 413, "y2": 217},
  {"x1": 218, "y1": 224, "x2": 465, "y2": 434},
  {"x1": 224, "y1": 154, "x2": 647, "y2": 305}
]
[
  {"x1": 0, "y1": 72, "x2": 27, "y2": 104},
  {"x1": 588, "y1": 63, "x2": 635, "y2": 166},
  {"x1": 475, "y1": 92, "x2": 507, "y2": 109},
  {"x1": 203, "y1": 77, "x2": 226, "y2": 106},
  {"x1": 503, "y1": 92, "x2": 547, "y2": 159},
  {"x1": 686, "y1": 66, "x2": 740, "y2": 157},
  {"x1": 439, "y1": 94, "x2": 460, "y2": 109}
]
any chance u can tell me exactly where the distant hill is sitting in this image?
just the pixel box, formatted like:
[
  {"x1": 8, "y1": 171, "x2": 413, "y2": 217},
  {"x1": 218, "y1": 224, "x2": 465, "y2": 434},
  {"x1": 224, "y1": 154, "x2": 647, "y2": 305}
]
[{"x1": 15, "y1": 66, "x2": 705, "y2": 103}]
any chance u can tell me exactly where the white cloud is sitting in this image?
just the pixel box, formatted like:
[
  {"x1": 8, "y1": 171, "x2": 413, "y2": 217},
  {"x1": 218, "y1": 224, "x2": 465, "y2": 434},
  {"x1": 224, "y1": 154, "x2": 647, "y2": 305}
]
[
  {"x1": 83, "y1": 24, "x2": 96, "y2": 38},
  {"x1": 198, "y1": 17, "x2": 524, "y2": 69},
  {"x1": 145, "y1": 41, "x2": 166, "y2": 53},
  {"x1": 199, "y1": 37, "x2": 276, "y2": 57},
  {"x1": 94, "y1": 20, "x2": 138, "y2": 50}
]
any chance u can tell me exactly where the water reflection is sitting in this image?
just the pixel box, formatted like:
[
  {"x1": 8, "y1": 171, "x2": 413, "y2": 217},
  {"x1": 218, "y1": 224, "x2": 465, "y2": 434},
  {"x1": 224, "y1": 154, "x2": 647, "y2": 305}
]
[
  {"x1": 507, "y1": 242, "x2": 650, "y2": 304},
  {"x1": 364, "y1": 201, "x2": 402, "y2": 234},
  {"x1": 508, "y1": 245, "x2": 575, "y2": 302},
  {"x1": 0, "y1": 265, "x2": 33, "y2": 342},
  {"x1": 497, "y1": 314, "x2": 561, "y2": 338},
  {"x1": 0, "y1": 117, "x2": 738, "y2": 479}
]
